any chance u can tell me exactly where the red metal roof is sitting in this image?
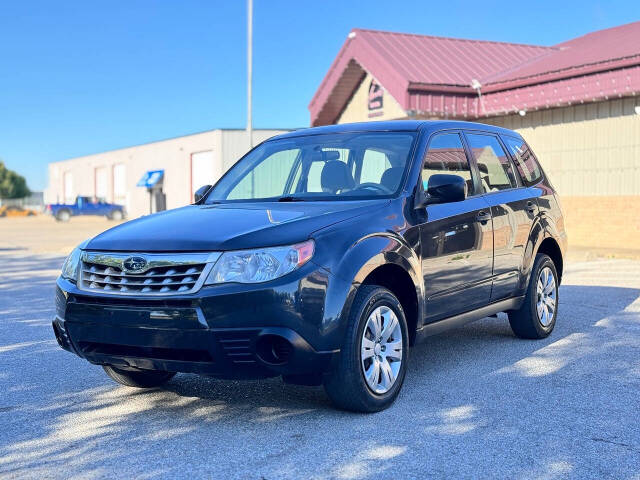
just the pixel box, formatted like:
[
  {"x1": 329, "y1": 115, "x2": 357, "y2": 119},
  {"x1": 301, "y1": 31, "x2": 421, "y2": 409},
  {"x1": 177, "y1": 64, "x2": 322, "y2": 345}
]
[
  {"x1": 485, "y1": 21, "x2": 640, "y2": 87},
  {"x1": 309, "y1": 22, "x2": 640, "y2": 125},
  {"x1": 353, "y1": 29, "x2": 553, "y2": 87}
]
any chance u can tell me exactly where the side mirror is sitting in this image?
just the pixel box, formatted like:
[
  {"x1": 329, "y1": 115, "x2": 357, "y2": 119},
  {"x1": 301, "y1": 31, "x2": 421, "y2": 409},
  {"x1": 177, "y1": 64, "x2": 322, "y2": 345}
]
[
  {"x1": 194, "y1": 185, "x2": 212, "y2": 203},
  {"x1": 416, "y1": 174, "x2": 467, "y2": 207}
]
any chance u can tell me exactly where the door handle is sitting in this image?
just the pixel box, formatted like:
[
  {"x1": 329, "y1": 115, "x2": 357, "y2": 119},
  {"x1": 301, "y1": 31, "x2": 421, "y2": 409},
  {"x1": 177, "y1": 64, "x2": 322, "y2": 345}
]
[
  {"x1": 526, "y1": 201, "x2": 537, "y2": 213},
  {"x1": 476, "y1": 211, "x2": 491, "y2": 223}
]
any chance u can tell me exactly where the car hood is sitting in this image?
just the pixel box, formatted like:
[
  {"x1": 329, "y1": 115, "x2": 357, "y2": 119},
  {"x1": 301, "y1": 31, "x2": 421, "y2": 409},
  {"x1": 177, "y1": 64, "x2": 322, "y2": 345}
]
[{"x1": 86, "y1": 200, "x2": 388, "y2": 252}]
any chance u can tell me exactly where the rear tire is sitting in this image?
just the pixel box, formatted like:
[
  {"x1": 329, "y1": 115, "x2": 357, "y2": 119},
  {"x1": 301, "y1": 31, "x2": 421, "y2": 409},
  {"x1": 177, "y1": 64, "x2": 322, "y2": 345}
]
[
  {"x1": 110, "y1": 210, "x2": 123, "y2": 221},
  {"x1": 323, "y1": 285, "x2": 408, "y2": 412},
  {"x1": 508, "y1": 253, "x2": 559, "y2": 339},
  {"x1": 103, "y1": 365, "x2": 175, "y2": 388},
  {"x1": 56, "y1": 210, "x2": 71, "y2": 222}
]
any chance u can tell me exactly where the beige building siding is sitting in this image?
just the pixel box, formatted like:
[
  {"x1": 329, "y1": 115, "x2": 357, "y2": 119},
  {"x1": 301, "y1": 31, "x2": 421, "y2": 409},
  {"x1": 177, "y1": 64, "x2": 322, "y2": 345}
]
[
  {"x1": 337, "y1": 73, "x2": 406, "y2": 124},
  {"x1": 485, "y1": 97, "x2": 640, "y2": 196},
  {"x1": 46, "y1": 129, "x2": 287, "y2": 219},
  {"x1": 485, "y1": 98, "x2": 640, "y2": 250},
  {"x1": 331, "y1": 85, "x2": 640, "y2": 251}
]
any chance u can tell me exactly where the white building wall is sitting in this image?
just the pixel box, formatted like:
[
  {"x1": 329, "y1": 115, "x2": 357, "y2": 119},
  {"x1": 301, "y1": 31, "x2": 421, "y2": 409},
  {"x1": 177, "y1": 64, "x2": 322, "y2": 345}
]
[{"x1": 45, "y1": 129, "x2": 289, "y2": 219}]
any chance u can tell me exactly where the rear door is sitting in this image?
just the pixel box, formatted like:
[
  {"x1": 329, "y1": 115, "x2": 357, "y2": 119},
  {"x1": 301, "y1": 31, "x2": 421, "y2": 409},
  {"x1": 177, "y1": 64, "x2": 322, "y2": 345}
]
[
  {"x1": 464, "y1": 131, "x2": 538, "y2": 302},
  {"x1": 419, "y1": 131, "x2": 494, "y2": 322}
]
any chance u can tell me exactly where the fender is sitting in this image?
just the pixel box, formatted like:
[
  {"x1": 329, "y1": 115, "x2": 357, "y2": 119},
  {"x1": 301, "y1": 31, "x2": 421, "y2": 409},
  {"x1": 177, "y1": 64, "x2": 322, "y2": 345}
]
[
  {"x1": 350, "y1": 233, "x2": 422, "y2": 288},
  {"x1": 319, "y1": 231, "x2": 424, "y2": 335},
  {"x1": 539, "y1": 195, "x2": 568, "y2": 258},
  {"x1": 520, "y1": 207, "x2": 566, "y2": 293},
  {"x1": 518, "y1": 214, "x2": 545, "y2": 294}
]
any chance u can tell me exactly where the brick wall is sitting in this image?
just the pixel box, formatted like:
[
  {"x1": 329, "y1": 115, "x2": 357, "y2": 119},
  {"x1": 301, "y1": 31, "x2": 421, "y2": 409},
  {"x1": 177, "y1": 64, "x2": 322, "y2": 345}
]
[{"x1": 560, "y1": 195, "x2": 640, "y2": 249}]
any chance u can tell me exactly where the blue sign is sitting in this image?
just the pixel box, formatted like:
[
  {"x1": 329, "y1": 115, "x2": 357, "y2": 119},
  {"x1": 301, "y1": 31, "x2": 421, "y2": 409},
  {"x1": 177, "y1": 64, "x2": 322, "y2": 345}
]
[{"x1": 137, "y1": 170, "x2": 164, "y2": 188}]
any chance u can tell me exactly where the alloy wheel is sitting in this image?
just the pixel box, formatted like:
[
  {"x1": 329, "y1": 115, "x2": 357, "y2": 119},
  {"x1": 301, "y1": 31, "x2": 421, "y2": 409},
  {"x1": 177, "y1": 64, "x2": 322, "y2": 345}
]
[
  {"x1": 536, "y1": 266, "x2": 557, "y2": 327},
  {"x1": 360, "y1": 305, "x2": 403, "y2": 394}
]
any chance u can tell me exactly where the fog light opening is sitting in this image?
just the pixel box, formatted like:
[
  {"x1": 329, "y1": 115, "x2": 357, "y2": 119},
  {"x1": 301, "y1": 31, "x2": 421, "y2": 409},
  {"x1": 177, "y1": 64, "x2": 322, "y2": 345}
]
[{"x1": 256, "y1": 335, "x2": 293, "y2": 365}]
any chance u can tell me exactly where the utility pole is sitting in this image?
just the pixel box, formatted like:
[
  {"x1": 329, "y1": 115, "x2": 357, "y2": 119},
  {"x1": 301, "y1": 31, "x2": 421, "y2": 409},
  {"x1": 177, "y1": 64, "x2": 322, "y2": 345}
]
[
  {"x1": 247, "y1": 0, "x2": 254, "y2": 196},
  {"x1": 247, "y1": 0, "x2": 253, "y2": 149}
]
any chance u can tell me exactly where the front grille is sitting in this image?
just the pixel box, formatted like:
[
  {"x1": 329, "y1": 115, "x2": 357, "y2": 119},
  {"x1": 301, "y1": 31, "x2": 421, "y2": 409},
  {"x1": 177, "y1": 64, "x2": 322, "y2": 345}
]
[
  {"x1": 78, "y1": 252, "x2": 220, "y2": 296},
  {"x1": 82, "y1": 263, "x2": 204, "y2": 294}
]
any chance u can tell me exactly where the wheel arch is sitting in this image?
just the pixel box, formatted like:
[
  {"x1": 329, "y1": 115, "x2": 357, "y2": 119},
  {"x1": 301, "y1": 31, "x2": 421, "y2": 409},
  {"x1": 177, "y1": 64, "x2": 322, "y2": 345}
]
[
  {"x1": 360, "y1": 263, "x2": 420, "y2": 345},
  {"x1": 535, "y1": 236, "x2": 564, "y2": 283},
  {"x1": 333, "y1": 233, "x2": 423, "y2": 346}
]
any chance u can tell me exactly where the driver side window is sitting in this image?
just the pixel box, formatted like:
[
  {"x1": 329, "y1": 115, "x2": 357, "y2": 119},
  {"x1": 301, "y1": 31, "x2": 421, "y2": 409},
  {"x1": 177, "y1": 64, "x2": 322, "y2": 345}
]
[{"x1": 423, "y1": 133, "x2": 475, "y2": 195}]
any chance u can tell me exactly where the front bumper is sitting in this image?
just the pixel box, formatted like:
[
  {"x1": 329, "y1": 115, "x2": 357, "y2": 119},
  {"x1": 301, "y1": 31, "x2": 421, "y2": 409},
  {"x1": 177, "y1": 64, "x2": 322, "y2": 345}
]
[{"x1": 53, "y1": 263, "x2": 349, "y2": 379}]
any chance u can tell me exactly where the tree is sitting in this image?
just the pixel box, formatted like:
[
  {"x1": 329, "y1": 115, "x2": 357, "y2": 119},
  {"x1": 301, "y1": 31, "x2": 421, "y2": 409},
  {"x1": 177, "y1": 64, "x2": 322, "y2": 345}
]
[{"x1": 0, "y1": 160, "x2": 31, "y2": 199}]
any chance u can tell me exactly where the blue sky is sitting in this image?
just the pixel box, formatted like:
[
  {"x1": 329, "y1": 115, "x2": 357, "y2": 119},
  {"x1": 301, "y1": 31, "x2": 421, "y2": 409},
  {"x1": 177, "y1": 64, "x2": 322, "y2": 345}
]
[{"x1": 0, "y1": 1, "x2": 637, "y2": 190}]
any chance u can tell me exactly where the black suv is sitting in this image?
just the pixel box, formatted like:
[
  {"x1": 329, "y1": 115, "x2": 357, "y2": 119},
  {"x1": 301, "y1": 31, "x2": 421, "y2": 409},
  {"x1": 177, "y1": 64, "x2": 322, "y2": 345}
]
[{"x1": 53, "y1": 121, "x2": 567, "y2": 412}]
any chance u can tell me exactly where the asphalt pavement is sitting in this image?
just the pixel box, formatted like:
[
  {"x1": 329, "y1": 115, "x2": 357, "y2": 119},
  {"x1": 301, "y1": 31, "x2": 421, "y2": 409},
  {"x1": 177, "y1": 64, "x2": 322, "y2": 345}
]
[{"x1": 0, "y1": 247, "x2": 639, "y2": 479}]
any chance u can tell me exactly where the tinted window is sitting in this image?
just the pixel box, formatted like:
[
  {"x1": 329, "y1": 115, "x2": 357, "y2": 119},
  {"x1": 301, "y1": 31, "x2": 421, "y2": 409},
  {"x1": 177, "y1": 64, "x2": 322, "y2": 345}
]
[
  {"x1": 306, "y1": 150, "x2": 349, "y2": 192},
  {"x1": 502, "y1": 136, "x2": 543, "y2": 186},
  {"x1": 466, "y1": 133, "x2": 517, "y2": 192},
  {"x1": 206, "y1": 132, "x2": 416, "y2": 202},
  {"x1": 227, "y1": 149, "x2": 300, "y2": 199},
  {"x1": 359, "y1": 149, "x2": 391, "y2": 184},
  {"x1": 423, "y1": 133, "x2": 475, "y2": 195}
]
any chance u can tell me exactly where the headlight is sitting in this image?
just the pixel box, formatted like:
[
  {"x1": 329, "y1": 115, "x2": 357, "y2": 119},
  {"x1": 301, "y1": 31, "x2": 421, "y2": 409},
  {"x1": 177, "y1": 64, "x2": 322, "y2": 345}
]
[
  {"x1": 61, "y1": 240, "x2": 89, "y2": 282},
  {"x1": 205, "y1": 240, "x2": 314, "y2": 285}
]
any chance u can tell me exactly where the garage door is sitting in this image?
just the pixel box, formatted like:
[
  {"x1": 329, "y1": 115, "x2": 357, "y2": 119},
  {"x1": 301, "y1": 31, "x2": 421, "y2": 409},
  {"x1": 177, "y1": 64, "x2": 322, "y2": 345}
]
[
  {"x1": 113, "y1": 164, "x2": 126, "y2": 206},
  {"x1": 95, "y1": 167, "x2": 108, "y2": 201},
  {"x1": 63, "y1": 172, "x2": 74, "y2": 204},
  {"x1": 191, "y1": 150, "x2": 219, "y2": 200}
]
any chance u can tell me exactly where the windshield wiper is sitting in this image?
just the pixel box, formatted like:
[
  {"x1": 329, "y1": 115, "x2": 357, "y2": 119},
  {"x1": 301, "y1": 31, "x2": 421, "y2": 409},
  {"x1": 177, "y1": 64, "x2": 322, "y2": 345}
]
[{"x1": 277, "y1": 196, "x2": 306, "y2": 202}]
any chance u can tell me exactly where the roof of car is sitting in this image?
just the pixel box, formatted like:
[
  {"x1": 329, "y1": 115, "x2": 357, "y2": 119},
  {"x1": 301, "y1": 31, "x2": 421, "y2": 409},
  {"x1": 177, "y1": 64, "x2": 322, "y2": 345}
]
[{"x1": 268, "y1": 120, "x2": 519, "y2": 140}]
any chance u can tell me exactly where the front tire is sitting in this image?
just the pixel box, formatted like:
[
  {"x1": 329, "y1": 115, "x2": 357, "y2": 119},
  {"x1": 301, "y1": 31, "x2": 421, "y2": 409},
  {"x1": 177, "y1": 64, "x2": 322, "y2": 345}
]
[
  {"x1": 323, "y1": 285, "x2": 408, "y2": 412},
  {"x1": 103, "y1": 365, "x2": 175, "y2": 388},
  {"x1": 109, "y1": 210, "x2": 123, "y2": 221},
  {"x1": 508, "y1": 253, "x2": 559, "y2": 339}
]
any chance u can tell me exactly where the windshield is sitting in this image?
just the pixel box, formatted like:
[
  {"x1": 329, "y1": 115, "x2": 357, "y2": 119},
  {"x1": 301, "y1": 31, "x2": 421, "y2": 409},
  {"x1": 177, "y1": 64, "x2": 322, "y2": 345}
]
[{"x1": 204, "y1": 132, "x2": 417, "y2": 203}]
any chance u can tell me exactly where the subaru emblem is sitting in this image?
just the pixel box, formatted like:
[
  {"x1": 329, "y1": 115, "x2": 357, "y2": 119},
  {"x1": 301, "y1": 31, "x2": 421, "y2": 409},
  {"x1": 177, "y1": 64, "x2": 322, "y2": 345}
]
[{"x1": 123, "y1": 256, "x2": 147, "y2": 272}]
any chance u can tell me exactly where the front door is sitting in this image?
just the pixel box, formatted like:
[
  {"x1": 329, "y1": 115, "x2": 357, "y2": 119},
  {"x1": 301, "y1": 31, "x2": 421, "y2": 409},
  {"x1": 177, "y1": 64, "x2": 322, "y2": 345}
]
[
  {"x1": 464, "y1": 132, "x2": 538, "y2": 302},
  {"x1": 418, "y1": 132, "x2": 494, "y2": 323}
]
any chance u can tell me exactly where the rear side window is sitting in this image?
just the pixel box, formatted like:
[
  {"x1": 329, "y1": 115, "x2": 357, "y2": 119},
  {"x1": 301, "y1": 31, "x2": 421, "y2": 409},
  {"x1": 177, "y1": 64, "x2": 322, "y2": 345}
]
[
  {"x1": 465, "y1": 133, "x2": 517, "y2": 193},
  {"x1": 502, "y1": 136, "x2": 543, "y2": 186},
  {"x1": 423, "y1": 133, "x2": 476, "y2": 195}
]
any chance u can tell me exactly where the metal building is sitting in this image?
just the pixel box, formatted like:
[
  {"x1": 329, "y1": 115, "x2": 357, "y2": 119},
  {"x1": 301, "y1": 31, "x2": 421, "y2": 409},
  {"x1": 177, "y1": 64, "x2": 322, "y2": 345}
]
[
  {"x1": 309, "y1": 22, "x2": 640, "y2": 251},
  {"x1": 45, "y1": 129, "x2": 290, "y2": 219}
]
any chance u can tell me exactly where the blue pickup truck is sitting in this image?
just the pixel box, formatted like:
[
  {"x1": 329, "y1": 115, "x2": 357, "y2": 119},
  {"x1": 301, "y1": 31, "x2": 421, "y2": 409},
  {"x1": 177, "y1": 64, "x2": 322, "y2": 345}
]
[{"x1": 46, "y1": 196, "x2": 126, "y2": 222}]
